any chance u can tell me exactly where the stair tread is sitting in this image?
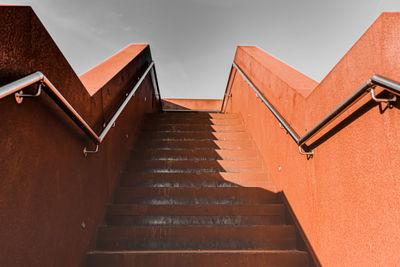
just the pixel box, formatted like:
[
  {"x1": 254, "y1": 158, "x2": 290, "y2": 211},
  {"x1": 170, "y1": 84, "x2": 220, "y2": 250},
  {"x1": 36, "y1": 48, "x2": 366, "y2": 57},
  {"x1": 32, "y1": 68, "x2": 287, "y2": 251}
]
[
  {"x1": 120, "y1": 172, "x2": 270, "y2": 188},
  {"x1": 106, "y1": 215, "x2": 285, "y2": 226},
  {"x1": 87, "y1": 250, "x2": 309, "y2": 267},
  {"x1": 143, "y1": 118, "x2": 243, "y2": 125},
  {"x1": 127, "y1": 160, "x2": 262, "y2": 173},
  {"x1": 107, "y1": 204, "x2": 284, "y2": 215},
  {"x1": 99, "y1": 224, "x2": 293, "y2": 229},
  {"x1": 141, "y1": 124, "x2": 245, "y2": 132},
  {"x1": 121, "y1": 172, "x2": 268, "y2": 178},
  {"x1": 114, "y1": 187, "x2": 281, "y2": 205},
  {"x1": 88, "y1": 249, "x2": 307, "y2": 254},
  {"x1": 135, "y1": 140, "x2": 254, "y2": 150},
  {"x1": 130, "y1": 149, "x2": 258, "y2": 160},
  {"x1": 115, "y1": 187, "x2": 279, "y2": 194},
  {"x1": 138, "y1": 131, "x2": 250, "y2": 140},
  {"x1": 145, "y1": 113, "x2": 240, "y2": 119},
  {"x1": 96, "y1": 225, "x2": 296, "y2": 250},
  {"x1": 96, "y1": 225, "x2": 296, "y2": 244},
  {"x1": 127, "y1": 159, "x2": 263, "y2": 173}
]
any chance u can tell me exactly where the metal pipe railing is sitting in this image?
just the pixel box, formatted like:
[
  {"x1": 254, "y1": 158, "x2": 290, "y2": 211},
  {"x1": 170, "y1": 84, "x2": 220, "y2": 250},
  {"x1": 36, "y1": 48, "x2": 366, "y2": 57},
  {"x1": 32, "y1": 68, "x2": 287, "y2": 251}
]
[
  {"x1": 222, "y1": 62, "x2": 400, "y2": 157},
  {"x1": 150, "y1": 64, "x2": 163, "y2": 111},
  {"x1": 220, "y1": 65, "x2": 236, "y2": 113},
  {"x1": 0, "y1": 61, "x2": 162, "y2": 155}
]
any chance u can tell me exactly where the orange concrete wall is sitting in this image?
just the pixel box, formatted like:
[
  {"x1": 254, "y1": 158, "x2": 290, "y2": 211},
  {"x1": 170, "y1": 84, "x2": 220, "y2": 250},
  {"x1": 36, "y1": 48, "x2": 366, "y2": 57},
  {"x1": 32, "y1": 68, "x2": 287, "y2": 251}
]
[
  {"x1": 225, "y1": 13, "x2": 400, "y2": 267},
  {"x1": 80, "y1": 44, "x2": 148, "y2": 96},
  {"x1": 162, "y1": 98, "x2": 222, "y2": 111},
  {"x1": 0, "y1": 6, "x2": 159, "y2": 267}
]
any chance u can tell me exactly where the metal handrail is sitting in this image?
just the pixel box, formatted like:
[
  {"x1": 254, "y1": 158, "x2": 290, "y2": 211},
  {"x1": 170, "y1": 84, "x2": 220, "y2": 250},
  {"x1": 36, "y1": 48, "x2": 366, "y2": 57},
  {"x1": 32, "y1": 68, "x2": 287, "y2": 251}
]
[
  {"x1": 149, "y1": 64, "x2": 163, "y2": 111},
  {"x1": 222, "y1": 62, "x2": 400, "y2": 157},
  {"x1": 0, "y1": 61, "x2": 162, "y2": 155}
]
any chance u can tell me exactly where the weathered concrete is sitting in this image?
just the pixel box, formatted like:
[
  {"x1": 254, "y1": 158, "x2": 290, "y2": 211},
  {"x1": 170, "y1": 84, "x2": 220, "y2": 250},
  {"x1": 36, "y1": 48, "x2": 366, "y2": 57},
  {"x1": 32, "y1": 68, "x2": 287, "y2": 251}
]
[
  {"x1": 80, "y1": 44, "x2": 148, "y2": 96},
  {"x1": 84, "y1": 112, "x2": 311, "y2": 266},
  {"x1": 225, "y1": 12, "x2": 400, "y2": 267},
  {"x1": 86, "y1": 250, "x2": 309, "y2": 267},
  {"x1": 0, "y1": 6, "x2": 159, "y2": 267}
]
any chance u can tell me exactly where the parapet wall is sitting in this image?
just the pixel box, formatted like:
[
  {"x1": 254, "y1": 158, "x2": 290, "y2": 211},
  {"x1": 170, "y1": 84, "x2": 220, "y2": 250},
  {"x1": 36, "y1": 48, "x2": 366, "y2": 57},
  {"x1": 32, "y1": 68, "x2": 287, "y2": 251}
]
[
  {"x1": 161, "y1": 98, "x2": 222, "y2": 111},
  {"x1": 225, "y1": 13, "x2": 400, "y2": 267},
  {"x1": 0, "y1": 6, "x2": 159, "y2": 267}
]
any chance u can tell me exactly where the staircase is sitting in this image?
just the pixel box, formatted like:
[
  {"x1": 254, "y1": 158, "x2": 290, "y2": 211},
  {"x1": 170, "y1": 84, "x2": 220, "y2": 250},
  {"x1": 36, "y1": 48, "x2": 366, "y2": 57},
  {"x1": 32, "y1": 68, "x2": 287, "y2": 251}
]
[{"x1": 85, "y1": 112, "x2": 310, "y2": 267}]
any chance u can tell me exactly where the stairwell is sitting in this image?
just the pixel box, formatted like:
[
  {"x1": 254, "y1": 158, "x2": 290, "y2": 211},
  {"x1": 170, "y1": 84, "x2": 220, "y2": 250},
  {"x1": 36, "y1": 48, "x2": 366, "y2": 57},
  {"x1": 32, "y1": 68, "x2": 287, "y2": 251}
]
[{"x1": 85, "y1": 112, "x2": 310, "y2": 266}]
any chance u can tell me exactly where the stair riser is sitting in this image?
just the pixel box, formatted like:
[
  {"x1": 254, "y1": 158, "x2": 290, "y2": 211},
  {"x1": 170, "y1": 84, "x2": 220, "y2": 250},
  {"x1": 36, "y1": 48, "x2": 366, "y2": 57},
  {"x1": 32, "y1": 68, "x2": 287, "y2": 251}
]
[
  {"x1": 114, "y1": 197, "x2": 278, "y2": 205},
  {"x1": 121, "y1": 179, "x2": 240, "y2": 188},
  {"x1": 87, "y1": 252, "x2": 309, "y2": 267},
  {"x1": 114, "y1": 188, "x2": 280, "y2": 205},
  {"x1": 135, "y1": 140, "x2": 253, "y2": 150},
  {"x1": 107, "y1": 204, "x2": 285, "y2": 217},
  {"x1": 138, "y1": 131, "x2": 250, "y2": 140},
  {"x1": 127, "y1": 160, "x2": 262, "y2": 173},
  {"x1": 141, "y1": 125, "x2": 245, "y2": 132},
  {"x1": 121, "y1": 173, "x2": 267, "y2": 186},
  {"x1": 120, "y1": 173, "x2": 268, "y2": 188},
  {"x1": 130, "y1": 149, "x2": 258, "y2": 160},
  {"x1": 96, "y1": 226, "x2": 296, "y2": 250},
  {"x1": 145, "y1": 113, "x2": 240, "y2": 119},
  {"x1": 106, "y1": 215, "x2": 284, "y2": 226},
  {"x1": 143, "y1": 118, "x2": 243, "y2": 125},
  {"x1": 140, "y1": 171, "x2": 264, "y2": 175}
]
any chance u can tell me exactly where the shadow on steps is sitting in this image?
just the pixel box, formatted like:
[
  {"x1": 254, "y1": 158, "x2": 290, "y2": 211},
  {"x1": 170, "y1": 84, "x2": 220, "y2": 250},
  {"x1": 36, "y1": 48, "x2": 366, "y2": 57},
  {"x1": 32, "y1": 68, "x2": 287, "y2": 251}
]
[{"x1": 81, "y1": 112, "x2": 320, "y2": 267}]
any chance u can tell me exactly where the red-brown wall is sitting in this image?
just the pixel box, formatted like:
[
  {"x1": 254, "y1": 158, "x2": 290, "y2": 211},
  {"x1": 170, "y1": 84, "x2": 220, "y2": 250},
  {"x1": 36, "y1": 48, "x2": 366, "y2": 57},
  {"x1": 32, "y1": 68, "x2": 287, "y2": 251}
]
[
  {"x1": 0, "y1": 6, "x2": 159, "y2": 266},
  {"x1": 225, "y1": 13, "x2": 400, "y2": 267},
  {"x1": 162, "y1": 98, "x2": 222, "y2": 111}
]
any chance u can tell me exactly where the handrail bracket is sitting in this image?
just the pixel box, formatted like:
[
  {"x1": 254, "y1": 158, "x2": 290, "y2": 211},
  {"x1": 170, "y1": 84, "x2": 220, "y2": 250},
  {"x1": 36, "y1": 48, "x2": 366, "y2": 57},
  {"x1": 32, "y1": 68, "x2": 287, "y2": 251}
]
[
  {"x1": 83, "y1": 144, "x2": 99, "y2": 157},
  {"x1": 299, "y1": 146, "x2": 314, "y2": 159},
  {"x1": 15, "y1": 83, "x2": 43, "y2": 104},
  {"x1": 370, "y1": 87, "x2": 397, "y2": 108}
]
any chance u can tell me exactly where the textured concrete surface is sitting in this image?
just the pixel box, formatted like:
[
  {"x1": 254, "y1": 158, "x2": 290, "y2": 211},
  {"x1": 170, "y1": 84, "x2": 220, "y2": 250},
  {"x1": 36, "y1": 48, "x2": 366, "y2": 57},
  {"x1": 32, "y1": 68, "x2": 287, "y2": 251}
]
[
  {"x1": 80, "y1": 44, "x2": 148, "y2": 96},
  {"x1": 226, "y1": 12, "x2": 400, "y2": 267},
  {"x1": 0, "y1": 6, "x2": 159, "y2": 267},
  {"x1": 84, "y1": 112, "x2": 310, "y2": 267},
  {"x1": 86, "y1": 250, "x2": 309, "y2": 267}
]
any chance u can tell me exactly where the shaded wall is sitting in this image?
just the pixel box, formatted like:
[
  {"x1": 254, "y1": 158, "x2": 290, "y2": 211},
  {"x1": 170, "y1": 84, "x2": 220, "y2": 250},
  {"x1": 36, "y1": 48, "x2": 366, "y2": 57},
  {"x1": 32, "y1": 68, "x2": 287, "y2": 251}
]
[
  {"x1": 0, "y1": 6, "x2": 159, "y2": 267},
  {"x1": 162, "y1": 98, "x2": 222, "y2": 111},
  {"x1": 225, "y1": 13, "x2": 400, "y2": 267}
]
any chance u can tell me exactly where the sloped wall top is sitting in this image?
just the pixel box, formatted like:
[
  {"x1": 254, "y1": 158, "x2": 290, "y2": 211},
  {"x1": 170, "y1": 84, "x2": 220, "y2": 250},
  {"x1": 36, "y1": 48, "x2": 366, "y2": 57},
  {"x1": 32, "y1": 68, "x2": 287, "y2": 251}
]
[
  {"x1": 80, "y1": 44, "x2": 148, "y2": 96},
  {"x1": 237, "y1": 46, "x2": 318, "y2": 98},
  {"x1": 228, "y1": 12, "x2": 400, "y2": 267}
]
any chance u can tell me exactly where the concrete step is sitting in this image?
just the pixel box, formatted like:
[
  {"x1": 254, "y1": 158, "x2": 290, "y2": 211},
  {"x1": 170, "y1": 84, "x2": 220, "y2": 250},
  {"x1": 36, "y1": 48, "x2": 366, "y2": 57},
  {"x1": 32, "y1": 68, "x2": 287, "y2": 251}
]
[
  {"x1": 145, "y1": 113, "x2": 240, "y2": 119},
  {"x1": 96, "y1": 225, "x2": 296, "y2": 250},
  {"x1": 141, "y1": 124, "x2": 245, "y2": 132},
  {"x1": 135, "y1": 140, "x2": 253, "y2": 150},
  {"x1": 84, "y1": 111, "x2": 312, "y2": 266},
  {"x1": 113, "y1": 187, "x2": 280, "y2": 205},
  {"x1": 144, "y1": 118, "x2": 243, "y2": 125},
  {"x1": 130, "y1": 149, "x2": 258, "y2": 160},
  {"x1": 86, "y1": 250, "x2": 309, "y2": 267},
  {"x1": 120, "y1": 172, "x2": 269, "y2": 188},
  {"x1": 127, "y1": 160, "x2": 262, "y2": 173},
  {"x1": 138, "y1": 131, "x2": 250, "y2": 141},
  {"x1": 107, "y1": 204, "x2": 285, "y2": 216},
  {"x1": 106, "y1": 215, "x2": 284, "y2": 226},
  {"x1": 106, "y1": 204, "x2": 285, "y2": 226}
]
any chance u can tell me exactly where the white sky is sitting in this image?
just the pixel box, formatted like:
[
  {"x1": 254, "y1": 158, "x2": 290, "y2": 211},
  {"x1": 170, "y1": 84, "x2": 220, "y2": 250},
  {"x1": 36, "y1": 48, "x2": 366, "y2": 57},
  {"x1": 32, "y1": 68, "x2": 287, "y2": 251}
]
[{"x1": 3, "y1": 0, "x2": 400, "y2": 98}]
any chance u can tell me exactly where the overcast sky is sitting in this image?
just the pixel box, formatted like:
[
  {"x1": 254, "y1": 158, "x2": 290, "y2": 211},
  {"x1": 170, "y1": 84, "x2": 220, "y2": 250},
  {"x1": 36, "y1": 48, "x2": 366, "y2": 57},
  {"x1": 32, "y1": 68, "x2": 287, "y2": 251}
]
[{"x1": 3, "y1": 0, "x2": 400, "y2": 98}]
